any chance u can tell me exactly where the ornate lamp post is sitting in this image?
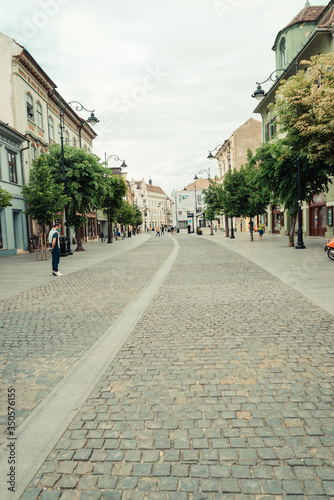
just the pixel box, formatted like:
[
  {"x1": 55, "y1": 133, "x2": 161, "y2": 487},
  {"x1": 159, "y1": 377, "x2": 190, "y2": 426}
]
[
  {"x1": 252, "y1": 68, "x2": 305, "y2": 248},
  {"x1": 59, "y1": 97, "x2": 99, "y2": 256},
  {"x1": 251, "y1": 68, "x2": 293, "y2": 101},
  {"x1": 104, "y1": 154, "x2": 128, "y2": 243},
  {"x1": 194, "y1": 168, "x2": 211, "y2": 233}
]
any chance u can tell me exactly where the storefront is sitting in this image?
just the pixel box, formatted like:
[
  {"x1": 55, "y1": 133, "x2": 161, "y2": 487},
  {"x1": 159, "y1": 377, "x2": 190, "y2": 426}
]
[
  {"x1": 309, "y1": 193, "x2": 327, "y2": 237},
  {"x1": 272, "y1": 205, "x2": 284, "y2": 234},
  {"x1": 87, "y1": 212, "x2": 97, "y2": 240}
]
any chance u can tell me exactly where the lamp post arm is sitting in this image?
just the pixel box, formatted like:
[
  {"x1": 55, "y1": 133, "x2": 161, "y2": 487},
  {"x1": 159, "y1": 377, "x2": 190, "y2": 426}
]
[
  {"x1": 256, "y1": 68, "x2": 293, "y2": 86},
  {"x1": 105, "y1": 154, "x2": 125, "y2": 164}
]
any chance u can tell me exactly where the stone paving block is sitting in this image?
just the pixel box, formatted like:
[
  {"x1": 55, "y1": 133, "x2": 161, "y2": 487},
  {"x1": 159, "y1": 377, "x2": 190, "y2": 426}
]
[
  {"x1": 39, "y1": 491, "x2": 62, "y2": 500},
  {"x1": 158, "y1": 477, "x2": 179, "y2": 491},
  {"x1": 283, "y1": 480, "x2": 305, "y2": 495},
  {"x1": 97, "y1": 475, "x2": 118, "y2": 489},
  {"x1": 261, "y1": 479, "x2": 284, "y2": 495},
  {"x1": 179, "y1": 477, "x2": 199, "y2": 492},
  {"x1": 152, "y1": 463, "x2": 171, "y2": 476},
  {"x1": 323, "y1": 481, "x2": 334, "y2": 496},
  {"x1": 19, "y1": 490, "x2": 43, "y2": 500},
  {"x1": 79, "y1": 492, "x2": 102, "y2": 500},
  {"x1": 56, "y1": 475, "x2": 80, "y2": 488},
  {"x1": 201, "y1": 478, "x2": 220, "y2": 492},
  {"x1": 240, "y1": 479, "x2": 262, "y2": 494},
  {"x1": 220, "y1": 479, "x2": 241, "y2": 493},
  {"x1": 72, "y1": 449, "x2": 92, "y2": 461}
]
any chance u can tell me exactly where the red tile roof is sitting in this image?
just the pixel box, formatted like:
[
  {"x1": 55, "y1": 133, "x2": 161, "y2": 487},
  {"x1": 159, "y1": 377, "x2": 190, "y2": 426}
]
[{"x1": 285, "y1": 5, "x2": 326, "y2": 29}]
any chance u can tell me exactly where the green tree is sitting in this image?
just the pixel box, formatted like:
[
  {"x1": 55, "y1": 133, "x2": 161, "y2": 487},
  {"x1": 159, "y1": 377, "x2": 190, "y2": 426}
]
[
  {"x1": 43, "y1": 144, "x2": 107, "y2": 251},
  {"x1": 251, "y1": 140, "x2": 330, "y2": 245},
  {"x1": 275, "y1": 53, "x2": 334, "y2": 167},
  {"x1": 0, "y1": 186, "x2": 13, "y2": 208},
  {"x1": 203, "y1": 181, "x2": 226, "y2": 236},
  {"x1": 117, "y1": 201, "x2": 135, "y2": 234},
  {"x1": 103, "y1": 175, "x2": 128, "y2": 242},
  {"x1": 133, "y1": 205, "x2": 143, "y2": 233},
  {"x1": 22, "y1": 156, "x2": 68, "y2": 256}
]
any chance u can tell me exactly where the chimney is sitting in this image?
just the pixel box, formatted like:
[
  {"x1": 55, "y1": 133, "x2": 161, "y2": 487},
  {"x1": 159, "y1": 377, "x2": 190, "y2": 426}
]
[
  {"x1": 149, "y1": 177, "x2": 152, "y2": 185},
  {"x1": 305, "y1": 1, "x2": 310, "y2": 6}
]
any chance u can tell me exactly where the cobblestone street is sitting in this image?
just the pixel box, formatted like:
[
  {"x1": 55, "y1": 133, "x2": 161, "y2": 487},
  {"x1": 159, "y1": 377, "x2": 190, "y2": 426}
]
[{"x1": 1, "y1": 234, "x2": 333, "y2": 499}]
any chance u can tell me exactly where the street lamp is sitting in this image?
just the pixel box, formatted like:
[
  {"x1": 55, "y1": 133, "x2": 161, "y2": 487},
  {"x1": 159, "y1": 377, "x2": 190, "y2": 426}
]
[
  {"x1": 207, "y1": 146, "x2": 223, "y2": 160},
  {"x1": 194, "y1": 169, "x2": 211, "y2": 233},
  {"x1": 104, "y1": 153, "x2": 128, "y2": 243},
  {"x1": 251, "y1": 68, "x2": 293, "y2": 101},
  {"x1": 59, "y1": 97, "x2": 99, "y2": 256}
]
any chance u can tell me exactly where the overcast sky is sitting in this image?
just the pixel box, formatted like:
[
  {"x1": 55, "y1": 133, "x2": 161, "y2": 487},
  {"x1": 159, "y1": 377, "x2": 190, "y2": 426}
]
[{"x1": 0, "y1": 0, "x2": 328, "y2": 195}]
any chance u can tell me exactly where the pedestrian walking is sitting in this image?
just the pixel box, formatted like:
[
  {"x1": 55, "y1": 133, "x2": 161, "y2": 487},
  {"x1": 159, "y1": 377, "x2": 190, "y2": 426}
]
[
  {"x1": 258, "y1": 222, "x2": 264, "y2": 239},
  {"x1": 100, "y1": 231, "x2": 104, "y2": 243},
  {"x1": 50, "y1": 222, "x2": 62, "y2": 276},
  {"x1": 156, "y1": 227, "x2": 160, "y2": 237}
]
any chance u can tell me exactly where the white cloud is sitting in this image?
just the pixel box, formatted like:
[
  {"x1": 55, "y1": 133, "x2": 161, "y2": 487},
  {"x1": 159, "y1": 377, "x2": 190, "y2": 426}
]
[{"x1": 1, "y1": 0, "x2": 328, "y2": 194}]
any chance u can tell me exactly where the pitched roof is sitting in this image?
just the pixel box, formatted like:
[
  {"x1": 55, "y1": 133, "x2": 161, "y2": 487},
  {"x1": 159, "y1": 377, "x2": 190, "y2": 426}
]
[
  {"x1": 146, "y1": 184, "x2": 166, "y2": 195},
  {"x1": 285, "y1": 5, "x2": 326, "y2": 29},
  {"x1": 318, "y1": 5, "x2": 334, "y2": 27},
  {"x1": 186, "y1": 178, "x2": 210, "y2": 191}
]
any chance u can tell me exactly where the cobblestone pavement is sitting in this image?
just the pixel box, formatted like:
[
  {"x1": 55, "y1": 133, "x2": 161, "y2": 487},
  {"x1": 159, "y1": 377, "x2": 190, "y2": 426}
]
[
  {"x1": 0, "y1": 237, "x2": 173, "y2": 445},
  {"x1": 4, "y1": 235, "x2": 334, "y2": 499}
]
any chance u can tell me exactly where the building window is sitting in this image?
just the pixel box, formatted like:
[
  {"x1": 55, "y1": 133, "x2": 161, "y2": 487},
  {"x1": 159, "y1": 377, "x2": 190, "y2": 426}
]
[
  {"x1": 48, "y1": 116, "x2": 54, "y2": 141},
  {"x1": 65, "y1": 131, "x2": 69, "y2": 144},
  {"x1": 8, "y1": 151, "x2": 17, "y2": 183},
  {"x1": 73, "y1": 137, "x2": 76, "y2": 147},
  {"x1": 26, "y1": 93, "x2": 34, "y2": 121},
  {"x1": 270, "y1": 117, "x2": 277, "y2": 138},
  {"x1": 31, "y1": 146, "x2": 37, "y2": 161},
  {"x1": 280, "y1": 37, "x2": 286, "y2": 68},
  {"x1": 36, "y1": 102, "x2": 43, "y2": 128}
]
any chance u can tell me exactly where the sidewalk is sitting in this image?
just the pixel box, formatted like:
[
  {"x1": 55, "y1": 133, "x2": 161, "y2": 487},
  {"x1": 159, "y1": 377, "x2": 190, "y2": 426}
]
[
  {"x1": 199, "y1": 228, "x2": 334, "y2": 318},
  {"x1": 5, "y1": 233, "x2": 333, "y2": 500},
  {"x1": 0, "y1": 234, "x2": 151, "y2": 300}
]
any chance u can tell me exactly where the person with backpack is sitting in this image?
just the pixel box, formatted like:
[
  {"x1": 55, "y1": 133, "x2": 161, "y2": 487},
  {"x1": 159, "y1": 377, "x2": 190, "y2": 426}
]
[{"x1": 49, "y1": 222, "x2": 63, "y2": 276}]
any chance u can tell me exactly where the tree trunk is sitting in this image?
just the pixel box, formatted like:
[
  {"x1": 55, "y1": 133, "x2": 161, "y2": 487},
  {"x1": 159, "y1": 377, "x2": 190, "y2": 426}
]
[
  {"x1": 250, "y1": 220, "x2": 254, "y2": 242},
  {"x1": 288, "y1": 216, "x2": 296, "y2": 247},
  {"x1": 75, "y1": 228, "x2": 85, "y2": 251},
  {"x1": 225, "y1": 214, "x2": 229, "y2": 237},
  {"x1": 210, "y1": 222, "x2": 214, "y2": 236}
]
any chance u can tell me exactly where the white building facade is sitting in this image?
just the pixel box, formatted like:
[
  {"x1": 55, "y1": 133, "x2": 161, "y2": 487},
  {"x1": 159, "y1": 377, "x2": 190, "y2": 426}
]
[
  {"x1": 171, "y1": 178, "x2": 210, "y2": 231},
  {"x1": 0, "y1": 32, "x2": 97, "y2": 251},
  {"x1": 130, "y1": 178, "x2": 171, "y2": 231}
]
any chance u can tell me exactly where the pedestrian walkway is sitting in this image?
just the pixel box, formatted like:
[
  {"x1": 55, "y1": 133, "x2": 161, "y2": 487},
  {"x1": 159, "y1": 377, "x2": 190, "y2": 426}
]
[
  {"x1": 200, "y1": 229, "x2": 334, "y2": 317},
  {"x1": 0, "y1": 234, "x2": 333, "y2": 499},
  {"x1": 0, "y1": 234, "x2": 151, "y2": 300}
]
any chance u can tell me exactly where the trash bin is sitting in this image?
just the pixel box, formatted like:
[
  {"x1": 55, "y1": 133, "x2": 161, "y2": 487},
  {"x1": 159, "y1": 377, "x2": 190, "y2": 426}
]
[
  {"x1": 177, "y1": 229, "x2": 180, "y2": 233},
  {"x1": 60, "y1": 236, "x2": 69, "y2": 256}
]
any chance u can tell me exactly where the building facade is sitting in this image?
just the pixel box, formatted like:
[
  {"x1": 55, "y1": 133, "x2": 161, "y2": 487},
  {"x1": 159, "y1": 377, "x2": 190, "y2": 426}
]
[
  {"x1": 253, "y1": 1, "x2": 334, "y2": 237},
  {"x1": 0, "y1": 121, "x2": 29, "y2": 256},
  {"x1": 130, "y1": 178, "x2": 169, "y2": 231},
  {"x1": 0, "y1": 32, "x2": 98, "y2": 251},
  {"x1": 214, "y1": 117, "x2": 262, "y2": 231},
  {"x1": 171, "y1": 178, "x2": 210, "y2": 231}
]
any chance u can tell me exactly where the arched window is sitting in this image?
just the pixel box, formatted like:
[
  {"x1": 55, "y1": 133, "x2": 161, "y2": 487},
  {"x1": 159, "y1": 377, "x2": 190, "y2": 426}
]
[
  {"x1": 65, "y1": 131, "x2": 69, "y2": 144},
  {"x1": 280, "y1": 37, "x2": 286, "y2": 67},
  {"x1": 36, "y1": 102, "x2": 43, "y2": 128},
  {"x1": 48, "y1": 116, "x2": 54, "y2": 141},
  {"x1": 26, "y1": 93, "x2": 34, "y2": 121}
]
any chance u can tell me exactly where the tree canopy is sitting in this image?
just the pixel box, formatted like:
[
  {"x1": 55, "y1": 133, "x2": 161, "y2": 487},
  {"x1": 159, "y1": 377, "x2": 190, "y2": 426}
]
[
  {"x1": 275, "y1": 53, "x2": 334, "y2": 167},
  {"x1": 22, "y1": 156, "x2": 68, "y2": 225},
  {"x1": 0, "y1": 186, "x2": 13, "y2": 209}
]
